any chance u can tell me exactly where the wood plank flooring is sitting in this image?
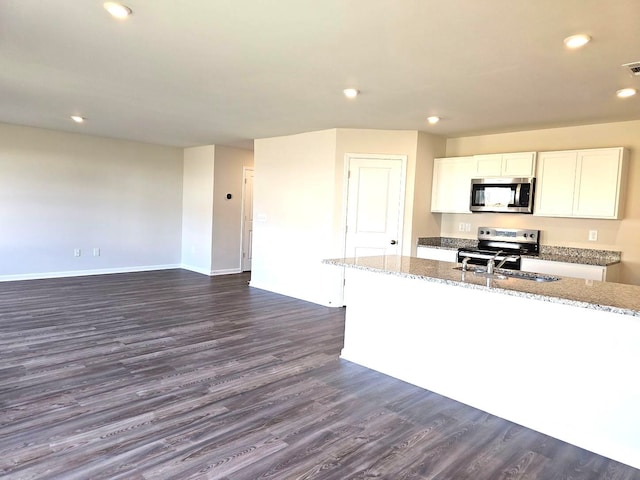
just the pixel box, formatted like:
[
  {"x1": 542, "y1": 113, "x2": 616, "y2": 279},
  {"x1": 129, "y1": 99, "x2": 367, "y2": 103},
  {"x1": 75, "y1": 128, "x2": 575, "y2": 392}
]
[{"x1": 0, "y1": 269, "x2": 638, "y2": 479}]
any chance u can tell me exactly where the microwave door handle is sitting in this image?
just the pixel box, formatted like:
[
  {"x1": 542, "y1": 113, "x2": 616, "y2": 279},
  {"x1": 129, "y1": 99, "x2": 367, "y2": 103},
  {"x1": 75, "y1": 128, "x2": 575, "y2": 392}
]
[{"x1": 514, "y1": 184, "x2": 521, "y2": 206}]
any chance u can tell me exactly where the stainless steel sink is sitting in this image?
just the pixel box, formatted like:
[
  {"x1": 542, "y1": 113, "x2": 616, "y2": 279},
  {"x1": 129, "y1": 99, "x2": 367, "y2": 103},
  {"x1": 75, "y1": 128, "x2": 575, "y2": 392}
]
[
  {"x1": 454, "y1": 266, "x2": 561, "y2": 282},
  {"x1": 498, "y1": 269, "x2": 561, "y2": 282}
]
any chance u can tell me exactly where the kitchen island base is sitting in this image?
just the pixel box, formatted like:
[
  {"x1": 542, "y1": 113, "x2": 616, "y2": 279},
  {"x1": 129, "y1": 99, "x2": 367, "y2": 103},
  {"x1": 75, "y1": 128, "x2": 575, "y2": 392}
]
[{"x1": 340, "y1": 266, "x2": 640, "y2": 471}]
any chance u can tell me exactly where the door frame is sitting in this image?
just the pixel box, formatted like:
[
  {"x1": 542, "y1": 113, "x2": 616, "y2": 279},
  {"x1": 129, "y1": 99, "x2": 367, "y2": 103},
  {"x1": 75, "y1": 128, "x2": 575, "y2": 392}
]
[
  {"x1": 340, "y1": 152, "x2": 408, "y2": 270},
  {"x1": 240, "y1": 167, "x2": 254, "y2": 272}
]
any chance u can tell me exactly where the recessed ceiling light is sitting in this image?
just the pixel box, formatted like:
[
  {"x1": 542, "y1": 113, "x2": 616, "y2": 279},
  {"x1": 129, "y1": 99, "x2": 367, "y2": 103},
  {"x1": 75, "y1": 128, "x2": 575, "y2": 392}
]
[
  {"x1": 71, "y1": 116, "x2": 86, "y2": 123},
  {"x1": 426, "y1": 116, "x2": 440, "y2": 125},
  {"x1": 104, "y1": 2, "x2": 132, "y2": 18},
  {"x1": 343, "y1": 88, "x2": 359, "y2": 99},
  {"x1": 616, "y1": 88, "x2": 637, "y2": 98},
  {"x1": 563, "y1": 34, "x2": 591, "y2": 49}
]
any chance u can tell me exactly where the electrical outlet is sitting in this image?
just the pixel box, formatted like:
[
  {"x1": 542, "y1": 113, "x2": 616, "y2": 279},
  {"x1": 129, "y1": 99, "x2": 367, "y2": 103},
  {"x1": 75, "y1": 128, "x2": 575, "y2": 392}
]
[
  {"x1": 458, "y1": 222, "x2": 465, "y2": 232},
  {"x1": 588, "y1": 230, "x2": 598, "y2": 241},
  {"x1": 93, "y1": 248, "x2": 100, "y2": 257},
  {"x1": 74, "y1": 248, "x2": 81, "y2": 257},
  {"x1": 465, "y1": 223, "x2": 471, "y2": 232}
]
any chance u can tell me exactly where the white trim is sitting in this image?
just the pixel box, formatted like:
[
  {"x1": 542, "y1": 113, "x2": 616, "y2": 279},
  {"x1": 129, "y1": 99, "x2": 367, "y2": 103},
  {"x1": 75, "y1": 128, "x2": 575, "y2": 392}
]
[
  {"x1": 0, "y1": 264, "x2": 182, "y2": 282},
  {"x1": 240, "y1": 167, "x2": 254, "y2": 272},
  {"x1": 181, "y1": 265, "x2": 243, "y2": 276},
  {"x1": 211, "y1": 268, "x2": 242, "y2": 276},
  {"x1": 0, "y1": 264, "x2": 247, "y2": 282}
]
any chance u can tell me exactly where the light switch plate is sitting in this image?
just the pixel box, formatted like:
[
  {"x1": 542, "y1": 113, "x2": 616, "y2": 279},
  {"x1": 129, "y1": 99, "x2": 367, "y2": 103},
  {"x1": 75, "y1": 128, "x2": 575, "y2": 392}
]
[{"x1": 588, "y1": 230, "x2": 598, "y2": 241}]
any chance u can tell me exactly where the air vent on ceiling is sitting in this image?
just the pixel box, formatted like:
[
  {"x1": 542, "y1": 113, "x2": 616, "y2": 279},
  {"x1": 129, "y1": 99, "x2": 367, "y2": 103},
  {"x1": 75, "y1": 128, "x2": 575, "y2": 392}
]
[{"x1": 622, "y1": 61, "x2": 640, "y2": 76}]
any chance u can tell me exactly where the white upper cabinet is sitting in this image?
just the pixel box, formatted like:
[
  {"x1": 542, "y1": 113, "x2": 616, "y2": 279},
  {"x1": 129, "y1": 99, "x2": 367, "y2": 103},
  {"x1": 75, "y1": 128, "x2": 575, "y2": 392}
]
[
  {"x1": 431, "y1": 152, "x2": 536, "y2": 213},
  {"x1": 431, "y1": 156, "x2": 475, "y2": 213},
  {"x1": 533, "y1": 150, "x2": 577, "y2": 217},
  {"x1": 474, "y1": 152, "x2": 536, "y2": 177},
  {"x1": 573, "y1": 148, "x2": 628, "y2": 218},
  {"x1": 534, "y1": 147, "x2": 628, "y2": 219}
]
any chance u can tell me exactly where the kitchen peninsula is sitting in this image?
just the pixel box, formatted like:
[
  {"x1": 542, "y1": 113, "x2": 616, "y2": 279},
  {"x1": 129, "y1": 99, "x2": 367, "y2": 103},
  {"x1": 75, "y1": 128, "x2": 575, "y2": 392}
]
[{"x1": 323, "y1": 255, "x2": 640, "y2": 470}]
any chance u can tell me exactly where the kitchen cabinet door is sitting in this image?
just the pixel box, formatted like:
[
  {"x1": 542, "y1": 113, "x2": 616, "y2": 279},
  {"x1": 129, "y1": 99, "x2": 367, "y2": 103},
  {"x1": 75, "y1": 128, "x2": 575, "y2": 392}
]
[
  {"x1": 573, "y1": 148, "x2": 627, "y2": 219},
  {"x1": 474, "y1": 154, "x2": 503, "y2": 176},
  {"x1": 431, "y1": 156, "x2": 475, "y2": 213},
  {"x1": 474, "y1": 152, "x2": 536, "y2": 177},
  {"x1": 534, "y1": 147, "x2": 628, "y2": 219},
  {"x1": 502, "y1": 152, "x2": 536, "y2": 177},
  {"x1": 534, "y1": 150, "x2": 577, "y2": 217}
]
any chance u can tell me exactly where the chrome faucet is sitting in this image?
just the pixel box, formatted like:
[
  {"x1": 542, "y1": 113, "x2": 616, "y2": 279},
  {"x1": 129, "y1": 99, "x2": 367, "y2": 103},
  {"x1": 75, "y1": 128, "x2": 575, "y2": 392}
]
[
  {"x1": 487, "y1": 251, "x2": 521, "y2": 274},
  {"x1": 461, "y1": 256, "x2": 471, "y2": 272},
  {"x1": 486, "y1": 250, "x2": 503, "y2": 274},
  {"x1": 496, "y1": 254, "x2": 520, "y2": 270}
]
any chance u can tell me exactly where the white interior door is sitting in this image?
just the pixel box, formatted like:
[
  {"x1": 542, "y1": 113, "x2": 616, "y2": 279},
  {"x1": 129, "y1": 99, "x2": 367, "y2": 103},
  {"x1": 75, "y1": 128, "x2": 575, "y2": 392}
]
[
  {"x1": 242, "y1": 168, "x2": 254, "y2": 271},
  {"x1": 344, "y1": 155, "x2": 406, "y2": 259}
]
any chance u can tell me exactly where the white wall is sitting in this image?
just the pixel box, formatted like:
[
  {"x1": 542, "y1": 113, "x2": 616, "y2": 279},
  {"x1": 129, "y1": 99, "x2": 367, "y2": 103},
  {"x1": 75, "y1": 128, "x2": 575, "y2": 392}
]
[
  {"x1": 212, "y1": 145, "x2": 254, "y2": 273},
  {"x1": 333, "y1": 129, "x2": 445, "y2": 257},
  {"x1": 251, "y1": 128, "x2": 446, "y2": 306},
  {"x1": 181, "y1": 146, "x2": 215, "y2": 274},
  {"x1": 0, "y1": 123, "x2": 183, "y2": 280},
  {"x1": 252, "y1": 129, "x2": 342, "y2": 306},
  {"x1": 334, "y1": 129, "x2": 419, "y2": 258},
  {"x1": 412, "y1": 131, "x2": 446, "y2": 253},
  {"x1": 181, "y1": 145, "x2": 254, "y2": 275}
]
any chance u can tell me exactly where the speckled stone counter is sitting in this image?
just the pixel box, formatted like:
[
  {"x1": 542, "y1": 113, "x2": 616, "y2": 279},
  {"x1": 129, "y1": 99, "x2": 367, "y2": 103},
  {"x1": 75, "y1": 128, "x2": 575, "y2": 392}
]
[
  {"x1": 538, "y1": 245, "x2": 621, "y2": 266},
  {"x1": 324, "y1": 255, "x2": 639, "y2": 316},
  {"x1": 417, "y1": 236, "x2": 621, "y2": 267},
  {"x1": 417, "y1": 236, "x2": 475, "y2": 249}
]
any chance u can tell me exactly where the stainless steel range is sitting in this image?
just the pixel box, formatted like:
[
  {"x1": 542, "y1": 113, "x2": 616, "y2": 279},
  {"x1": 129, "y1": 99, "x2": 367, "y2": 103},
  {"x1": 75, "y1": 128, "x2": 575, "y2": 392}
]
[{"x1": 457, "y1": 227, "x2": 540, "y2": 271}]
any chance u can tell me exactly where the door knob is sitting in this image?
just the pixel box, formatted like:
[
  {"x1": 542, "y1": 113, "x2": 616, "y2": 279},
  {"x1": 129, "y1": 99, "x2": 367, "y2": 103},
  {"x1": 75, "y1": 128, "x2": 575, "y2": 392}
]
[{"x1": 390, "y1": 240, "x2": 397, "y2": 245}]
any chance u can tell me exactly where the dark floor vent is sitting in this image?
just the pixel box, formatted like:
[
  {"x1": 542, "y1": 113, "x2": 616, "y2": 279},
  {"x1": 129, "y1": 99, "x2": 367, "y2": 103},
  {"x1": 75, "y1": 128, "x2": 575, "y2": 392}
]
[{"x1": 622, "y1": 61, "x2": 640, "y2": 76}]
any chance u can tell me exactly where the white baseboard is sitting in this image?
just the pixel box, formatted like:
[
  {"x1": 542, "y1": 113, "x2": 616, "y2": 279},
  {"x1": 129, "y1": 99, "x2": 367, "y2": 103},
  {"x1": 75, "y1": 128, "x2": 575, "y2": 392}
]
[
  {"x1": 0, "y1": 264, "x2": 182, "y2": 282},
  {"x1": 180, "y1": 265, "x2": 243, "y2": 276},
  {"x1": 211, "y1": 268, "x2": 242, "y2": 276},
  {"x1": 1, "y1": 264, "x2": 247, "y2": 283}
]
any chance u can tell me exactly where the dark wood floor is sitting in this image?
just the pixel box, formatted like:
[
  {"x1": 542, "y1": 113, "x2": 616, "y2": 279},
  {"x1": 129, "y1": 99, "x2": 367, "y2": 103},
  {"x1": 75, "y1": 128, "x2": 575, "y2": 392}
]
[{"x1": 0, "y1": 270, "x2": 638, "y2": 480}]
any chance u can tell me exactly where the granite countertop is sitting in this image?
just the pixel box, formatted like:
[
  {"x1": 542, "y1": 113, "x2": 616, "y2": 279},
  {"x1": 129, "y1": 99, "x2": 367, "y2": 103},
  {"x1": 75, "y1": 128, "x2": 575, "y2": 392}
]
[
  {"x1": 323, "y1": 255, "x2": 640, "y2": 317},
  {"x1": 417, "y1": 237, "x2": 621, "y2": 267}
]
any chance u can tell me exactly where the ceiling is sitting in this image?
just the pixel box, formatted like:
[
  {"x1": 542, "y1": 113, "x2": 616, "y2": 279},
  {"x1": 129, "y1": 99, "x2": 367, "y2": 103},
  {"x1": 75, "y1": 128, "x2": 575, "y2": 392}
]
[{"x1": 2, "y1": 0, "x2": 639, "y2": 150}]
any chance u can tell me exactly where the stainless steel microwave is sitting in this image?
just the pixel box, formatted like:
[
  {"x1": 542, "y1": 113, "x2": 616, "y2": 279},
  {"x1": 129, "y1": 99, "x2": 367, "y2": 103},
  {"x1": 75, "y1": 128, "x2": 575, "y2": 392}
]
[{"x1": 470, "y1": 177, "x2": 535, "y2": 213}]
